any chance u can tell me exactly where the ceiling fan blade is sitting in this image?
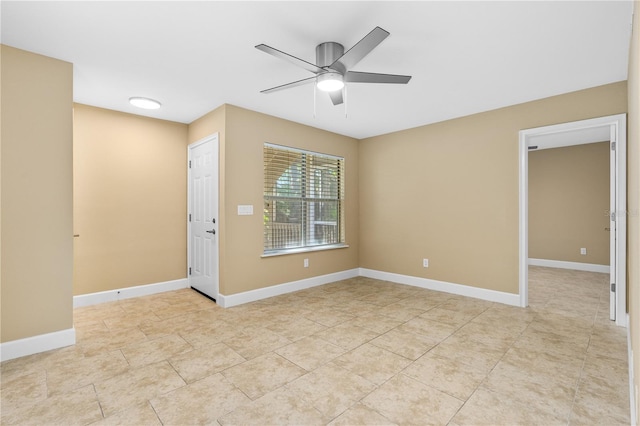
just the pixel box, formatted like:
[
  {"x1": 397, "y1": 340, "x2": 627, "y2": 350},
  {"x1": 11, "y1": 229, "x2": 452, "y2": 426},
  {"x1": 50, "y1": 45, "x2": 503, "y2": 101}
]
[
  {"x1": 331, "y1": 27, "x2": 389, "y2": 71},
  {"x1": 260, "y1": 75, "x2": 317, "y2": 94},
  {"x1": 256, "y1": 44, "x2": 325, "y2": 74},
  {"x1": 328, "y1": 89, "x2": 344, "y2": 105},
  {"x1": 345, "y1": 71, "x2": 412, "y2": 84}
]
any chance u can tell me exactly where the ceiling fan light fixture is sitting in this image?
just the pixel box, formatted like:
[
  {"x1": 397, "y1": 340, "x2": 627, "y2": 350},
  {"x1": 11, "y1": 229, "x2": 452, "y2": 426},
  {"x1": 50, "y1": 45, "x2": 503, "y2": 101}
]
[
  {"x1": 316, "y1": 72, "x2": 344, "y2": 92},
  {"x1": 129, "y1": 97, "x2": 161, "y2": 110}
]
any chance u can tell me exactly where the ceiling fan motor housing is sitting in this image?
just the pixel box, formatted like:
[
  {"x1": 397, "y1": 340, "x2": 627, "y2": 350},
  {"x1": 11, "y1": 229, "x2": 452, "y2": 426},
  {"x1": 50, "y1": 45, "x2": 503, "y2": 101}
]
[{"x1": 316, "y1": 42, "x2": 346, "y2": 73}]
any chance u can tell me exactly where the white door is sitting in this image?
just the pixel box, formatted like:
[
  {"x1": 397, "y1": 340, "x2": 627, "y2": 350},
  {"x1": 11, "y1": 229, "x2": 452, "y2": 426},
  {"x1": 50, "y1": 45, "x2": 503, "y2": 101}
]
[
  {"x1": 609, "y1": 127, "x2": 616, "y2": 321},
  {"x1": 188, "y1": 134, "x2": 219, "y2": 300}
]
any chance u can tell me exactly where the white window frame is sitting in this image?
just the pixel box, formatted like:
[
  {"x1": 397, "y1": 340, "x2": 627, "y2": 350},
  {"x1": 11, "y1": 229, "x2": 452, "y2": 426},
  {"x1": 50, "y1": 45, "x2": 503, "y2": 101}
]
[{"x1": 263, "y1": 143, "x2": 347, "y2": 256}]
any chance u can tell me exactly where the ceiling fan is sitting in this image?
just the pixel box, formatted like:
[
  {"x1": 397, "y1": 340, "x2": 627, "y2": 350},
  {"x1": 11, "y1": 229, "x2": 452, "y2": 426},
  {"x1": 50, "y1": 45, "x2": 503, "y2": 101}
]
[{"x1": 255, "y1": 26, "x2": 412, "y2": 106}]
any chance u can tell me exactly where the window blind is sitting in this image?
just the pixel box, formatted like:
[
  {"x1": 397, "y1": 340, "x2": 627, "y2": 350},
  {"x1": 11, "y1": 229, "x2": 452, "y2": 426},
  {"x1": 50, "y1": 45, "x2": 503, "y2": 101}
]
[{"x1": 264, "y1": 143, "x2": 345, "y2": 253}]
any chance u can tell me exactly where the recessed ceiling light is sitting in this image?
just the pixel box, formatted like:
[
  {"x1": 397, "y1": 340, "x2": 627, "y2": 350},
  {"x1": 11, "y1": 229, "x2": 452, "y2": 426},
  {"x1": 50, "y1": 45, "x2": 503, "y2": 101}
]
[{"x1": 129, "y1": 97, "x2": 161, "y2": 110}]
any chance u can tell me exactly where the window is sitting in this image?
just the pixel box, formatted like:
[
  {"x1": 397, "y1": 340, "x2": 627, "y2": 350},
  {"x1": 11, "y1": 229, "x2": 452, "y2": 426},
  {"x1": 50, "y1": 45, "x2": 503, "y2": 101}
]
[{"x1": 264, "y1": 143, "x2": 345, "y2": 254}]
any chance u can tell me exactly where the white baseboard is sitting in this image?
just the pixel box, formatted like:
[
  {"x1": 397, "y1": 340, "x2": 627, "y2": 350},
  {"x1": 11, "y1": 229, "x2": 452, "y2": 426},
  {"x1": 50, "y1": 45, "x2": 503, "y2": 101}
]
[
  {"x1": 358, "y1": 268, "x2": 521, "y2": 307},
  {"x1": 217, "y1": 269, "x2": 360, "y2": 308},
  {"x1": 0, "y1": 327, "x2": 76, "y2": 362},
  {"x1": 528, "y1": 258, "x2": 610, "y2": 274},
  {"x1": 2, "y1": 268, "x2": 526, "y2": 362},
  {"x1": 629, "y1": 315, "x2": 638, "y2": 426},
  {"x1": 73, "y1": 278, "x2": 189, "y2": 308}
]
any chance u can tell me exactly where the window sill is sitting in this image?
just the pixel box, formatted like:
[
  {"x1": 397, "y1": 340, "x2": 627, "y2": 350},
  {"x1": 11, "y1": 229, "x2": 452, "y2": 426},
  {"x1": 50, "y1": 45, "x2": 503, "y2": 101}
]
[{"x1": 261, "y1": 243, "x2": 350, "y2": 258}]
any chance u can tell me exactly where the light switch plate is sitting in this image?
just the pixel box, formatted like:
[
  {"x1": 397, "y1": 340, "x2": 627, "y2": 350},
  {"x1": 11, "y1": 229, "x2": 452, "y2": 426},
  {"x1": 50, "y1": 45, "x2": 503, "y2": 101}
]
[{"x1": 237, "y1": 205, "x2": 254, "y2": 215}]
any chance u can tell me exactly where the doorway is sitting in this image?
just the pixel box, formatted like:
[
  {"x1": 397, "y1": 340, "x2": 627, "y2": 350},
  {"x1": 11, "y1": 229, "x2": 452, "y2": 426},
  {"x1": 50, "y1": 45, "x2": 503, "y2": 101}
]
[
  {"x1": 519, "y1": 114, "x2": 627, "y2": 326},
  {"x1": 187, "y1": 133, "x2": 219, "y2": 301}
]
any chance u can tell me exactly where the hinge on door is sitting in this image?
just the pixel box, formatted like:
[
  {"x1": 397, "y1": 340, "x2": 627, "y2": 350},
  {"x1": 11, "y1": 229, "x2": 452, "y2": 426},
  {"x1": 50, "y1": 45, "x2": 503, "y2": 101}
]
[
  {"x1": 189, "y1": 160, "x2": 192, "y2": 168},
  {"x1": 189, "y1": 267, "x2": 192, "y2": 275},
  {"x1": 611, "y1": 283, "x2": 616, "y2": 292},
  {"x1": 611, "y1": 211, "x2": 616, "y2": 221},
  {"x1": 189, "y1": 213, "x2": 191, "y2": 222},
  {"x1": 611, "y1": 141, "x2": 616, "y2": 151}
]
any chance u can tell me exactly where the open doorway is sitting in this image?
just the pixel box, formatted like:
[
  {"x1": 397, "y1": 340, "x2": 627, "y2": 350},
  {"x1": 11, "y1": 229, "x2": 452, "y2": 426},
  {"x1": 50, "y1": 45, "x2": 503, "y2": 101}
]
[{"x1": 519, "y1": 114, "x2": 627, "y2": 327}]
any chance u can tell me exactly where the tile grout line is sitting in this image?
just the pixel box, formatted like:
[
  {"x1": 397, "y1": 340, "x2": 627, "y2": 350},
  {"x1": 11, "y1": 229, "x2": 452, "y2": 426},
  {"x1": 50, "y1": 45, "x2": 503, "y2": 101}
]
[
  {"x1": 445, "y1": 308, "x2": 544, "y2": 424},
  {"x1": 91, "y1": 383, "x2": 106, "y2": 421}
]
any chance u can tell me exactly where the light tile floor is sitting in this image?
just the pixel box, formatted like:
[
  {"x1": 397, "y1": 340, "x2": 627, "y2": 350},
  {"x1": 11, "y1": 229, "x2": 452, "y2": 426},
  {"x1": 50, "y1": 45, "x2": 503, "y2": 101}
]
[{"x1": 1, "y1": 266, "x2": 630, "y2": 425}]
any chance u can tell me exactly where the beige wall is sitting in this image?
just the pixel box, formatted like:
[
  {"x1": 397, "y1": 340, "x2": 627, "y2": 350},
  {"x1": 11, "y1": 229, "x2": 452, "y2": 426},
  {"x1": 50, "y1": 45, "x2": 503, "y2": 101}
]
[
  {"x1": 188, "y1": 104, "x2": 359, "y2": 295},
  {"x1": 1, "y1": 46, "x2": 73, "y2": 342},
  {"x1": 73, "y1": 104, "x2": 188, "y2": 295},
  {"x1": 529, "y1": 142, "x2": 610, "y2": 265},
  {"x1": 359, "y1": 82, "x2": 627, "y2": 294},
  {"x1": 627, "y1": 2, "x2": 639, "y2": 423},
  {"x1": 188, "y1": 104, "x2": 226, "y2": 145}
]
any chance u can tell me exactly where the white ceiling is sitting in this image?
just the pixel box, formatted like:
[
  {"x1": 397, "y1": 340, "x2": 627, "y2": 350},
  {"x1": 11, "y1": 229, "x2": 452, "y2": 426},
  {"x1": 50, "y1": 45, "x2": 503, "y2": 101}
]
[{"x1": 1, "y1": 1, "x2": 633, "y2": 139}]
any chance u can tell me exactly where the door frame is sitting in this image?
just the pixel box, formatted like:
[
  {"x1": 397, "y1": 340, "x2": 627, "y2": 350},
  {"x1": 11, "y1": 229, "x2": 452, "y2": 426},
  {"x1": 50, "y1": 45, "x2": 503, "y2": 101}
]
[
  {"x1": 518, "y1": 114, "x2": 627, "y2": 327},
  {"x1": 187, "y1": 133, "x2": 220, "y2": 300}
]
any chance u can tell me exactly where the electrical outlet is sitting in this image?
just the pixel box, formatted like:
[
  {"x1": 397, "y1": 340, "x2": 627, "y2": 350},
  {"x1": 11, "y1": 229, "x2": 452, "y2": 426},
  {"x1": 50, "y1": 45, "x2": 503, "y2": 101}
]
[
  {"x1": 423, "y1": 258, "x2": 429, "y2": 268},
  {"x1": 580, "y1": 248, "x2": 587, "y2": 255},
  {"x1": 304, "y1": 258, "x2": 309, "y2": 268}
]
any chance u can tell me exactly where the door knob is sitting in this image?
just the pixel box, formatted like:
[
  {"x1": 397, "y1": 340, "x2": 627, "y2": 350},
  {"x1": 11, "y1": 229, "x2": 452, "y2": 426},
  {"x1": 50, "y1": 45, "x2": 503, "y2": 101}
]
[{"x1": 206, "y1": 229, "x2": 215, "y2": 234}]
